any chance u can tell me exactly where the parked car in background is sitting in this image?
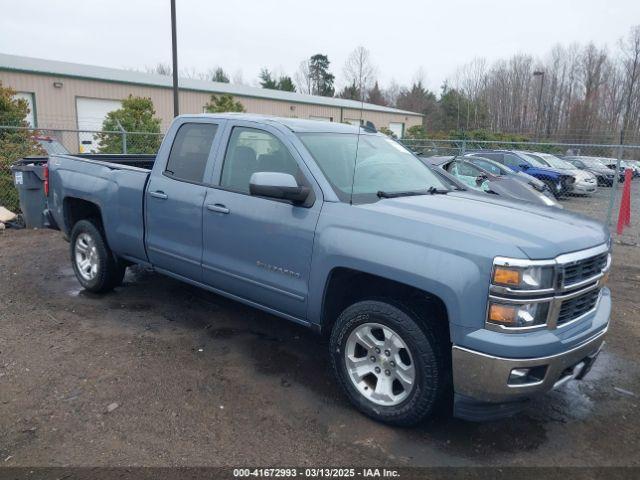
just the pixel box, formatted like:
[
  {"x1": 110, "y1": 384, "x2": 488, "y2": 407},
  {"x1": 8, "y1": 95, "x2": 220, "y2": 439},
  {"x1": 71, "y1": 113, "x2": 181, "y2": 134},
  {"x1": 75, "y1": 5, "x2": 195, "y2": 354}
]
[
  {"x1": 599, "y1": 157, "x2": 628, "y2": 180},
  {"x1": 421, "y1": 156, "x2": 560, "y2": 208},
  {"x1": 33, "y1": 135, "x2": 69, "y2": 155},
  {"x1": 461, "y1": 154, "x2": 554, "y2": 197},
  {"x1": 40, "y1": 114, "x2": 611, "y2": 425},
  {"x1": 524, "y1": 151, "x2": 597, "y2": 195},
  {"x1": 621, "y1": 160, "x2": 640, "y2": 178},
  {"x1": 466, "y1": 150, "x2": 575, "y2": 198},
  {"x1": 564, "y1": 156, "x2": 616, "y2": 186}
]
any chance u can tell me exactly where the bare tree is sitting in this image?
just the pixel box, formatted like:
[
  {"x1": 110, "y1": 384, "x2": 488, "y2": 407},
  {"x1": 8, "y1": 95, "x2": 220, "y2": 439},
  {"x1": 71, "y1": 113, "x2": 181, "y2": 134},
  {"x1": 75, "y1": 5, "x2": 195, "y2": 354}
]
[
  {"x1": 342, "y1": 46, "x2": 377, "y2": 101},
  {"x1": 145, "y1": 63, "x2": 172, "y2": 76},
  {"x1": 383, "y1": 80, "x2": 402, "y2": 107},
  {"x1": 295, "y1": 60, "x2": 312, "y2": 94},
  {"x1": 620, "y1": 25, "x2": 640, "y2": 142},
  {"x1": 232, "y1": 69, "x2": 245, "y2": 85}
]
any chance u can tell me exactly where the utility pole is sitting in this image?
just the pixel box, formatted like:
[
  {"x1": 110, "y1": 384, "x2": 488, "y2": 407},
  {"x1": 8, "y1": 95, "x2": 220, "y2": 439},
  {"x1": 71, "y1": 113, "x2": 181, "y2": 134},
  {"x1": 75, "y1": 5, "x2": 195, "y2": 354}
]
[
  {"x1": 533, "y1": 70, "x2": 545, "y2": 140},
  {"x1": 170, "y1": 0, "x2": 179, "y2": 117}
]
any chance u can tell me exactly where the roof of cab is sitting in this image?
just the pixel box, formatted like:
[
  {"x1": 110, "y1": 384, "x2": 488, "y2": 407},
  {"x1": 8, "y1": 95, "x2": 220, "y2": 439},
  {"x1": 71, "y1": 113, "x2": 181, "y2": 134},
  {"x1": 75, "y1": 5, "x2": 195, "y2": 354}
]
[{"x1": 179, "y1": 113, "x2": 375, "y2": 134}]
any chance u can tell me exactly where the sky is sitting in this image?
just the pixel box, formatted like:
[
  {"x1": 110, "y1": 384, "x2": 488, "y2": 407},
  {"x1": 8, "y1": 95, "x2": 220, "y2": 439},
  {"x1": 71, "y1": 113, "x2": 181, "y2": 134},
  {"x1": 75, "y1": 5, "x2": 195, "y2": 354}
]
[{"x1": 1, "y1": 0, "x2": 639, "y2": 94}]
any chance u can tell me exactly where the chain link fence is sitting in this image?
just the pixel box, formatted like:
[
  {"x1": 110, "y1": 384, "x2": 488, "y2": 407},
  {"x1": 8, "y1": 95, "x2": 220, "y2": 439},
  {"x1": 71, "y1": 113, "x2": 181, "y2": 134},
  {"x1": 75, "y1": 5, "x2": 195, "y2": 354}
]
[
  {"x1": 401, "y1": 138, "x2": 640, "y2": 246},
  {"x1": 0, "y1": 126, "x2": 164, "y2": 213},
  {"x1": 1, "y1": 126, "x2": 638, "y2": 246}
]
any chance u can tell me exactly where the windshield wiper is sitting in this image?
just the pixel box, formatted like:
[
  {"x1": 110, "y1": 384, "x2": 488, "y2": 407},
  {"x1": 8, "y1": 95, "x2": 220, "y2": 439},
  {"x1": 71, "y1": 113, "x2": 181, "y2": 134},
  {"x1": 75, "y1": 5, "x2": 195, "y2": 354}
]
[{"x1": 377, "y1": 187, "x2": 450, "y2": 198}]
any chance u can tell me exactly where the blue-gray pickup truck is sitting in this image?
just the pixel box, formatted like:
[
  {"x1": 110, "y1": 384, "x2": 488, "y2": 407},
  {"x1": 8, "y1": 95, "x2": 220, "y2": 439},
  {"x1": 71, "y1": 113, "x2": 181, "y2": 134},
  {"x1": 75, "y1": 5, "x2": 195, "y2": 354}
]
[{"x1": 42, "y1": 114, "x2": 611, "y2": 425}]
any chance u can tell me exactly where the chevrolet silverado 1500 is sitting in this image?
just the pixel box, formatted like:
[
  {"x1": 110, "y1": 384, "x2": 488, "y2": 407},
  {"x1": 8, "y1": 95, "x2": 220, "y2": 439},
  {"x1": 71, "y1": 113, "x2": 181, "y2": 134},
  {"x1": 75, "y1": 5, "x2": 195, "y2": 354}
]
[{"x1": 42, "y1": 114, "x2": 611, "y2": 424}]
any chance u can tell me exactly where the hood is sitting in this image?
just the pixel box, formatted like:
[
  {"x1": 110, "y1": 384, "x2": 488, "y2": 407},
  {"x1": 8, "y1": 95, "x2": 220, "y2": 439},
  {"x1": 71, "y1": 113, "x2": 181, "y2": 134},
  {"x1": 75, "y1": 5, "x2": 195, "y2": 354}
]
[
  {"x1": 589, "y1": 166, "x2": 614, "y2": 175},
  {"x1": 361, "y1": 191, "x2": 608, "y2": 259}
]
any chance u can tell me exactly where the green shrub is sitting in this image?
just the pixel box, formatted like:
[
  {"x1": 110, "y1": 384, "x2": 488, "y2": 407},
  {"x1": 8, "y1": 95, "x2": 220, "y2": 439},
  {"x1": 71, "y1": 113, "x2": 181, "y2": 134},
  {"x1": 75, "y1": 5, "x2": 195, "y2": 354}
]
[
  {"x1": 0, "y1": 171, "x2": 19, "y2": 212},
  {"x1": 96, "y1": 95, "x2": 162, "y2": 154},
  {"x1": 0, "y1": 81, "x2": 44, "y2": 211}
]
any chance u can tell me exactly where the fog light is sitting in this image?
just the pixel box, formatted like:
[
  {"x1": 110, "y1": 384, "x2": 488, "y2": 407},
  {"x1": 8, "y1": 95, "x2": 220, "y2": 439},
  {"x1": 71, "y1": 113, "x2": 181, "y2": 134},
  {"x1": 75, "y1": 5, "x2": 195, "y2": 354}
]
[{"x1": 508, "y1": 366, "x2": 547, "y2": 386}]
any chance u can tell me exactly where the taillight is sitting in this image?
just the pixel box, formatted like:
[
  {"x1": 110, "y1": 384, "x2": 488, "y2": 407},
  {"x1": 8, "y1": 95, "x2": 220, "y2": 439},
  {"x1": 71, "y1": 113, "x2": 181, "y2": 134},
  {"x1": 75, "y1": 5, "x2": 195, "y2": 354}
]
[{"x1": 44, "y1": 164, "x2": 49, "y2": 196}]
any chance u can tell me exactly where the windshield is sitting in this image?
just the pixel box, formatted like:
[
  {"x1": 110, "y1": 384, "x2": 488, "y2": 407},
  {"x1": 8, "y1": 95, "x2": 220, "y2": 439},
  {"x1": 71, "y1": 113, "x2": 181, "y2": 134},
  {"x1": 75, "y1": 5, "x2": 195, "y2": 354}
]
[
  {"x1": 518, "y1": 152, "x2": 549, "y2": 167},
  {"x1": 297, "y1": 133, "x2": 449, "y2": 202},
  {"x1": 532, "y1": 153, "x2": 574, "y2": 170},
  {"x1": 576, "y1": 157, "x2": 609, "y2": 168}
]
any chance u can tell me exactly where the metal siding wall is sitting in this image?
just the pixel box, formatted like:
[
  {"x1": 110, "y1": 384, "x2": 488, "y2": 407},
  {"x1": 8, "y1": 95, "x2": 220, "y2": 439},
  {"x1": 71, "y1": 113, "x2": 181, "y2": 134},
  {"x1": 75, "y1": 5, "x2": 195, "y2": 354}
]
[{"x1": 0, "y1": 71, "x2": 422, "y2": 133}]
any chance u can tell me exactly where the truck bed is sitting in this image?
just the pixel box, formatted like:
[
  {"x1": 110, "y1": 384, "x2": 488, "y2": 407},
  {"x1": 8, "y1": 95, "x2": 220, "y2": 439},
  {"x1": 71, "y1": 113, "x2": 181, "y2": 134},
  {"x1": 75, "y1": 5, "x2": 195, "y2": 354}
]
[
  {"x1": 65, "y1": 154, "x2": 156, "y2": 170},
  {"x1": 47, "y1": 153, "x2": 156, "y2": 263}
]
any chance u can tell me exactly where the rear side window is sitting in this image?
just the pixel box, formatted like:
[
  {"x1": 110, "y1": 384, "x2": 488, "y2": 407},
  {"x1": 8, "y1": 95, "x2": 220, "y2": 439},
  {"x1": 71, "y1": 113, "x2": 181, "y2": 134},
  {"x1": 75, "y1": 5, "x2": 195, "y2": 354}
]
[
  {"x1": 472, "y1": 158, "x2": 501, "y2": 175},
  {"x1": 165, "y1": 123, "x2": 218, "y2": 183}
]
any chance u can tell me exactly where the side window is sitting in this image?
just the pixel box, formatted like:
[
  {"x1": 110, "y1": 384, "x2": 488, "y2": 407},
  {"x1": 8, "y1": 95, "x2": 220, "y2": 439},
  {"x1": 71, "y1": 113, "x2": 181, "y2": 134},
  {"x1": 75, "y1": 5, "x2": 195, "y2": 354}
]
[
  {"x1": 473, "y1": 159, "x2": 501, "y2": 175},
  {"x1": 502, "y1": 154, "x2": 522, "y2": 169},
  {"x1": 220, "y1": 127, "x2": 301, "y2": 194},
  {"x1": 451, "y1": 161, "x2": 481, "y2": 177},
  {"x1": 165, "y1": 123, "x2": 218, "y2": 183}
]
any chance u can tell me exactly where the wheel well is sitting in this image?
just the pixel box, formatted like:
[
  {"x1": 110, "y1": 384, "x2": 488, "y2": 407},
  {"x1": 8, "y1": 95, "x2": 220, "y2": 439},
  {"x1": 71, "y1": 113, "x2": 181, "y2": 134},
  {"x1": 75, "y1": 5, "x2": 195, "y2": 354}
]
[
  {"x1": 63, "y1": 197, "x2": 102, "y2": 232},
  {"x1": 321, "y1": 268, "x2": 449, "y2": 338}
]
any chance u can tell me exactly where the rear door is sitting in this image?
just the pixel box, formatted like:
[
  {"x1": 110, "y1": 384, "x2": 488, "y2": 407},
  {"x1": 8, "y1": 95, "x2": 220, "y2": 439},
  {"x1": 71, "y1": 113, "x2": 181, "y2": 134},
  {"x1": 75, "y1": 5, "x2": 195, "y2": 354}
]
[
  {"x1": 201, "y1": 122, "x2": 322, "y2": 320},
  {"x1": 145, "y1": 119, "x2": 224, "y2": 282}
]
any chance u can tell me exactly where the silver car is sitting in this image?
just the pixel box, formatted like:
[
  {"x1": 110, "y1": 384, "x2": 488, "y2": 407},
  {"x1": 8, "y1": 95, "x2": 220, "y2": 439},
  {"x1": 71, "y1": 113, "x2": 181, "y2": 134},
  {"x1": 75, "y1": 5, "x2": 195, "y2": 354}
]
[{"x1": 526, "y1": 151, "x2": 597, "y2": 195}]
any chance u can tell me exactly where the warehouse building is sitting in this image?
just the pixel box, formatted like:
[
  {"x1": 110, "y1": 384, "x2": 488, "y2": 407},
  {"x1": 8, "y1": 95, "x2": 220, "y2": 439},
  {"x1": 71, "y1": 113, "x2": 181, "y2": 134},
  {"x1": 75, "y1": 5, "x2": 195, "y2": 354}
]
[{"x1": 0, "y1": 53, "x2": 422, "y2": 152}]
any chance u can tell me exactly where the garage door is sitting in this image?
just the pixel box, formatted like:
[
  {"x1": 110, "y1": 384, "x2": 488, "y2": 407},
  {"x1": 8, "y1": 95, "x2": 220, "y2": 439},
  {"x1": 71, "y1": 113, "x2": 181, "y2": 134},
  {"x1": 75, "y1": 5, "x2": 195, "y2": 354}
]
[
  {"x1": 76, "y1": 97, "x2": 121, "y2": 153},
  {"x1": 388, "y1": 122, "x2": 404, "y2": 139},
  {"x1": 14, "y1": 92, "x2": 36, "y2": 127}
]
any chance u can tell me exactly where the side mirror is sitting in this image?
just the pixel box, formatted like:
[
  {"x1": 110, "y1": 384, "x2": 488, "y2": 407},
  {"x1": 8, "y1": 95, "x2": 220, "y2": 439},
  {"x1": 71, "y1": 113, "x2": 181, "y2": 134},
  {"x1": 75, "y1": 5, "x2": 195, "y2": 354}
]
[
  {"x1": 519, "y1": 164, "x2": 530, "y2": 170},
  {"x1": 249, "y1": 172, "x2": 310, "y2": 204}
]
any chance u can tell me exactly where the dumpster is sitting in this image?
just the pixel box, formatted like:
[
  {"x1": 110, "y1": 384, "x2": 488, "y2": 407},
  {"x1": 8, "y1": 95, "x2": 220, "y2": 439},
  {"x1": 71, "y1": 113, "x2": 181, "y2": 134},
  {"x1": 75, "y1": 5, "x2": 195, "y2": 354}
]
[{"x1": 10, "y1": 157, "x2": 48, "y2": 228}]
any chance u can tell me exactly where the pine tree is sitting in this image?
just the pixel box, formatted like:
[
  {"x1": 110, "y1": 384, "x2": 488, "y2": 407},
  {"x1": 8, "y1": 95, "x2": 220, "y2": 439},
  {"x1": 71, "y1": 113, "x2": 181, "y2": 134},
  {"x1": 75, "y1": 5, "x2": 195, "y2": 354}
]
[{"x1": 204, "y1": 94, "x2": 245, "y2": 113}]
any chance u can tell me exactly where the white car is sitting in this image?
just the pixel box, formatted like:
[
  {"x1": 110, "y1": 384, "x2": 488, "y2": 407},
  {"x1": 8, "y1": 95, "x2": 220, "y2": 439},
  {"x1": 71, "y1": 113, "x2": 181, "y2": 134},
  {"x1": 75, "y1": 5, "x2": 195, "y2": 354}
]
[{"x1": 526, "y1": 152, "x2": 597, "y2": 195}]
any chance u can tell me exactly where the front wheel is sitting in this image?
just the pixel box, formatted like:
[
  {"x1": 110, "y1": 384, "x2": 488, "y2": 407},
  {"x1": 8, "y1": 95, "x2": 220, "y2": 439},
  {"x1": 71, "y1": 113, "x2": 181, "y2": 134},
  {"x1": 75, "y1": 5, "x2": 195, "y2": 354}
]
[
  {"x1": 542, "y1": 179, "x2": 561, "y2": 198},
  {"x1": 329, "y1": 300, "x2": 450, "y2": 426},
  {"x1": 70, "y1": 219, "x2": 125, "y2": 293}
]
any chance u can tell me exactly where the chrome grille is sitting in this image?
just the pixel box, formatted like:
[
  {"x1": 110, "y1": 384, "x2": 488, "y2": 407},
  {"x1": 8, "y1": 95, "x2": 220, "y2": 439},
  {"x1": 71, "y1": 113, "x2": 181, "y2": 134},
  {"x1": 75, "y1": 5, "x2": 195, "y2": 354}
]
[
  {"x1": 563, "y1": 252, "x2": 608, "y2": 287},
  {"x1": 557, "y1": 289, "x2": 600, "y2": 325}
]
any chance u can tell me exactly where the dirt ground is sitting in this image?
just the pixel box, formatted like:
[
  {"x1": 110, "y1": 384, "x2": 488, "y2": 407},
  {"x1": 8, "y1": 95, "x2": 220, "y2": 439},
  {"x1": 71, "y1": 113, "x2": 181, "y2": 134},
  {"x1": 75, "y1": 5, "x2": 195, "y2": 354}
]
[{"x1": 0, "y1": 229, "x2": 638, "y2": 468}]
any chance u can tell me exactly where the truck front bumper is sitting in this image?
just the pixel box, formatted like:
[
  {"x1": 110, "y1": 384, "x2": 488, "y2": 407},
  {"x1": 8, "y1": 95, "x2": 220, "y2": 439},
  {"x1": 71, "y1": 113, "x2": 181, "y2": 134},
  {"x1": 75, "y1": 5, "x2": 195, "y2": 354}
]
[{"x1": 451, "y1": 328, "x2": 606, "y2": 421}]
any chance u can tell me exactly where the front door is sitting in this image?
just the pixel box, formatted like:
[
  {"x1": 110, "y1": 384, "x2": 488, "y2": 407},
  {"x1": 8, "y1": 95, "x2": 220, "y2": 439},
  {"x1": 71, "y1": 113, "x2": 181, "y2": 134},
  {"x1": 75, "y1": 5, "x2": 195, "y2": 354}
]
[
  {"x1": 201, "y1": 124, "x2": 321, "y2": 320},
  {"x1": 145, "y1": 121, "x2": 222, "y2": 281}
]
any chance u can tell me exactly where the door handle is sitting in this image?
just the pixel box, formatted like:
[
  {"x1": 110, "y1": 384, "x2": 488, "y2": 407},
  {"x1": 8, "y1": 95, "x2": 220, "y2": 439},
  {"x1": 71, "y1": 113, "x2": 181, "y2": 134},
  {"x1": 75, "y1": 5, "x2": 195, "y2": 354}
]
[
  {"x1": 207, "y1": 203, "x2": 230, "y2": 214},
  {"x1": 150, "y1": 191, "x2": 168, "y2": 200}
]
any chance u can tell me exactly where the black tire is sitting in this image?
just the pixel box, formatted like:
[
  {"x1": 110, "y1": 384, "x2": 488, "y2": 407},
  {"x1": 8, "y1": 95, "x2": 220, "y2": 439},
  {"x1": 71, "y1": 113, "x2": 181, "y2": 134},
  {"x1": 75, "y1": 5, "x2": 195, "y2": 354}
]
[
  {"x1": 70, "y1": 219, "x2": 125, "y2": 293},
  {"x1": 329, "y1": 300, "x2": 450, "y2": 426}
]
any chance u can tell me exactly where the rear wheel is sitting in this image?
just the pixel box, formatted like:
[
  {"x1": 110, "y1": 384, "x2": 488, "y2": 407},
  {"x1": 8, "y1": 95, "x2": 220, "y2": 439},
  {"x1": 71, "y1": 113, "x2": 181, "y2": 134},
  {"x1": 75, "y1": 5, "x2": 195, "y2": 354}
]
[
  {"x1": 330, "y1": 300, "x2": 450, "y2": 426},
  {"x1": 70, "y1": 219, "x2": 125, "y2": 293}
]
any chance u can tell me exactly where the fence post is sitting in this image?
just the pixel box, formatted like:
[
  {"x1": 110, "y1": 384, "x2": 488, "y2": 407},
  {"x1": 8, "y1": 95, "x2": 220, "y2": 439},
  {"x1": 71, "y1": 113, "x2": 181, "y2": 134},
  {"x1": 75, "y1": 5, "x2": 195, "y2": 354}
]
[
  {"x1": 606, "y1": 131, "x2": 624, "y2": 226},
  {"x1": 116, "y1": 120, "x2": 127, "y2": 154},
  {"x1": 461, "y1": 138, "x2": 467, "y2": 155}
]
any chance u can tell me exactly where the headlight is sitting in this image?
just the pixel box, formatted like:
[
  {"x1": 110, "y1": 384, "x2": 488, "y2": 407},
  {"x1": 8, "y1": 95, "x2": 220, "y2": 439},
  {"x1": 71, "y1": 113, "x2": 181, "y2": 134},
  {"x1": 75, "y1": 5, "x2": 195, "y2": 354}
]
[
  {"x1": 492, "y1": 264, "x2": 555, "y2": 290},
  {"x1": 488, "y1": 301, "x2": 550, "y2": 328}
]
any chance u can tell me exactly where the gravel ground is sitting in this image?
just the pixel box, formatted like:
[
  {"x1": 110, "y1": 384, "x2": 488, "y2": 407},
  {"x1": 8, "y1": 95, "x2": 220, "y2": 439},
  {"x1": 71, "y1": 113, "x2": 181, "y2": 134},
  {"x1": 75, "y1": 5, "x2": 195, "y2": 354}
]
[{"x1": 0, "y1": 229, "x2": 639, "y2": 468}]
